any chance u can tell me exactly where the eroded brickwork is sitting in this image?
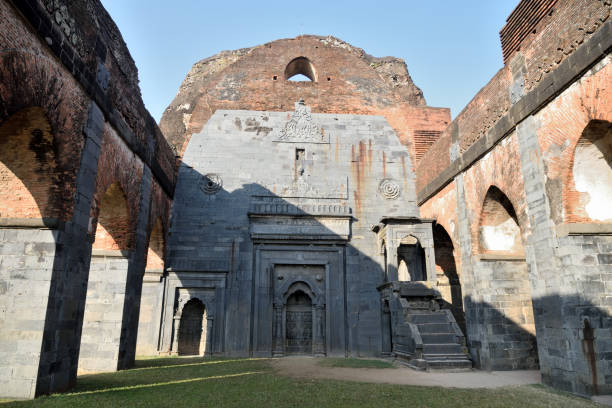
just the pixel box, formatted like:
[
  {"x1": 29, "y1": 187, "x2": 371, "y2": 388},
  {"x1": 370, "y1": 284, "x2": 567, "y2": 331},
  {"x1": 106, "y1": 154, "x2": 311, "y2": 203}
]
[{"x1": 160, "y1": 35, "x2": 450, "y2": 166}]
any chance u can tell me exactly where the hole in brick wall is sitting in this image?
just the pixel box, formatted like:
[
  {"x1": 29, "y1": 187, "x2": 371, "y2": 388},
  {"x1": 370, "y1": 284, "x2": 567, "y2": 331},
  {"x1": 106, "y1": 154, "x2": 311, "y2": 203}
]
[
  {"x1": 273, "y1": 75, "x2": 277, "y2": 80},
  {"x1": 572, "y1": 120, "x2": 612, "y2": 222},
  {"x1": 327, "y1": 77, "x2": 331, "y2": 81},
  {"x1": 479, "y1": 186, "x2": 523, "y2": 253},
  {"x1": 285, "y1": 57, "x2": 316, "y2": 82}
]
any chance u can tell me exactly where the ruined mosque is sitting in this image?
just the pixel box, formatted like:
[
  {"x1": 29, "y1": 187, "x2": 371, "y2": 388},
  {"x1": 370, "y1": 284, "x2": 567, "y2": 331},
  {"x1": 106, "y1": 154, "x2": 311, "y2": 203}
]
[{"x1": 0, "y1": 0, "x2": 611, "y2": 400}]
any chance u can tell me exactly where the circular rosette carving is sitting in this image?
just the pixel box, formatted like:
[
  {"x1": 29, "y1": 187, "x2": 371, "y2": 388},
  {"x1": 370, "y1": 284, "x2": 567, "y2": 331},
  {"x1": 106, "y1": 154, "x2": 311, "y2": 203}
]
[
  {"x1": 200, "y1": 173, "x2": 223, "y2": 195},
  {"x1": 378, "y1": 179, "x2": 400, "y2": 200}
]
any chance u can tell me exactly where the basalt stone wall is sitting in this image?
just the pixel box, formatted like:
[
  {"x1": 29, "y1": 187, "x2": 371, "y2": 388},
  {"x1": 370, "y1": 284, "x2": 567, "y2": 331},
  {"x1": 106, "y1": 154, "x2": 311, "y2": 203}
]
[{"x1": 160, "y1": 104, "x2": 421, "y2": 358}]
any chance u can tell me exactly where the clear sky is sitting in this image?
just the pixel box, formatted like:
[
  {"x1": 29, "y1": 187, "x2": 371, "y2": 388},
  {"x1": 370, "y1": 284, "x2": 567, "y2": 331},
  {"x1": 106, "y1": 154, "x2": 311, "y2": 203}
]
[{"x1": 100, "y1": 0, "x2": 518, "y2": 123}]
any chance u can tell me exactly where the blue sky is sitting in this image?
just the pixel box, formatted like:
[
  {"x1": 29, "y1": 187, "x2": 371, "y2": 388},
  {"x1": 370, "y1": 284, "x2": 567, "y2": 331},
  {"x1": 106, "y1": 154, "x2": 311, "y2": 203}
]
[{"x1": 100, "y1": 0, "x2": 518, "y2": 123}]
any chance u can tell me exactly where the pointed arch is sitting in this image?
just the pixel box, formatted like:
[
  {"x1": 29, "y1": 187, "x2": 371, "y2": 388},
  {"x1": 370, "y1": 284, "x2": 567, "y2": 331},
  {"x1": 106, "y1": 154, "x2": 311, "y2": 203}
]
[
  {"x1": 92, "y1": 182, "x2": 132, "y2": 251},
  {"x1": 397, "y1": 234, "x2": 426, "y2": 281},
  {"x1": 285, "y1": 57, "x2": 317, "y2": 82},
  {"x1": 0, "y1": 107, "x2": 61, "y2": 219},
  {"x1": 570, "y1": 119, "x2": 612, "y2": 222},
  {"x1": 479, "y1": 185, "x2": 524, "y2": 254},
  {"x1": 433, "y1": 222, "x2": 465, "y2": 332},
  {"x1": 178, "y1": 298, "x2": 206, "y2": 356},
  {"x1": 146, "y1": 217, "x2": 165, "y2": 271}
]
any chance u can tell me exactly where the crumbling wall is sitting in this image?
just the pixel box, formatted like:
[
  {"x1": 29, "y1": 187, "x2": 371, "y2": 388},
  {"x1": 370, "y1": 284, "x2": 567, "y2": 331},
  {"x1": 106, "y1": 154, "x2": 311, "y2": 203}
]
[{"x1": 160, "y1": 35, "x2": 450, "y2": 165}]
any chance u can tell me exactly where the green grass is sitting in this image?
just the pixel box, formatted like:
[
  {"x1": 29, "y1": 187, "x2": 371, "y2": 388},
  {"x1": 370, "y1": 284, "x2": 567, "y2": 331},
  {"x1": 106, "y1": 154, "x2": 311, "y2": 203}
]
[
  {"x1": 0, "y1": 357, "x2": 601, "y2": 407},
  {"x1": 318, "y1": 357, "x2": 396, "y2": 369}
]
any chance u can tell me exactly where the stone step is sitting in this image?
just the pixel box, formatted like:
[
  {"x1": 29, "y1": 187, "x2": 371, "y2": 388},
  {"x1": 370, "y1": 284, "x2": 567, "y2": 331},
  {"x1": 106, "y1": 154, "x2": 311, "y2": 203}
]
[
  {"x1": 423, "y1": 353, "x2": 471, "y2": 361},
  {"x1": 410, "y1": 313, "x2": 448, "y2": 324},
  {"x1": 423, "y1": 343, "x2": 463, "y2": 354},
  {"x1": 417, "y1": 323, "x2": 453, "y2": 334},
  {"x1": 425, "y1": 358, "x2": 473, "y2": 370},
  {"x1": 420, "y1": 333, "x2": 457, "y2": 344}
]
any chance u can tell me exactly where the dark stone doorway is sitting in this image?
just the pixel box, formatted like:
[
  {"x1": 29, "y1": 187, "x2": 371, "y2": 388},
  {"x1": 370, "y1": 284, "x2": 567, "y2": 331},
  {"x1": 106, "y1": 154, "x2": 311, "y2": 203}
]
[
  {"x1": 285, "y1": 291, "x2": 313, "y2": 354},
  {"x1": 178, "y1": 299, "x2": 205, "y2": 356}
]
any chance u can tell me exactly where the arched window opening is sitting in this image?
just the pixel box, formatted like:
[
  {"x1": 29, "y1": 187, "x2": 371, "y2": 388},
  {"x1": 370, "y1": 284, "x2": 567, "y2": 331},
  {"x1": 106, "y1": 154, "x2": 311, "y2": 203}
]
[
  {"x1": 479, "y1": 186, "x2": 523, "y2": 254},
  {"x1": 146, "y1": 217, "x2": 165, "y2": 271},
  {"x1": 285, "y1": 57, "x2": 317, "y2": 82},
  {"x1": 0, "y1": 107, "x2": 60, "y2": 219},
  {"x1": 286, "y1": 290, "x2": 313, "y2": 354},
  {"x1": 93, "y1": 182, "x2": 132, "y2": 251},
  {"x1": 572, "y1": 120, "x2": 612, "y2": 222},
  {"x1": 178, "y1": 299, "x2": 206, "y2": 356},
  {"x1": 397, "y1": 235, "x2": 426, "y2": 281}
]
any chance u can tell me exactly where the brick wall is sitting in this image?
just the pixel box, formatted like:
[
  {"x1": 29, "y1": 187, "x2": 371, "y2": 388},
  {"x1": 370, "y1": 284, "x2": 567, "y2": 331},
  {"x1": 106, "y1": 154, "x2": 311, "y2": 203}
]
[{"x1": 160, "y1": 35, "x2": 450, "y2": 166}]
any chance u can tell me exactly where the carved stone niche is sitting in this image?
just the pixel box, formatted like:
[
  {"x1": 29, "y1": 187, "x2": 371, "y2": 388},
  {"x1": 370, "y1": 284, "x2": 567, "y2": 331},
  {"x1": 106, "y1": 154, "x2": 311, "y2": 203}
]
[
  {"x1": 171, "y1": 288, "x2": 216, "y2": 356},
  {"x1": 372, "y1": 216, "x2": 436, "y2": 283}
]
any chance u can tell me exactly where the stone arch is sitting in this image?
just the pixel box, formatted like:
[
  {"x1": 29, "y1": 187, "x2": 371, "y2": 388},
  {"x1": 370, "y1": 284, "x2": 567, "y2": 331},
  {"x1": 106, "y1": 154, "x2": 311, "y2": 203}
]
[
  {"x1": 92, "y1": 182, "x2": 133, "y2": 251},
  {"x1": 284, "y1": 285, "x2": 314, "y2": 354},
  {"x1": 178, "y1": 298, "x2": 206, "y2": 356},
  {"x1": 569, "y1": 120, "x2": 612, "y2": 222},
  {"x1": 397, "y1": 234, "x2": 426, "y2": 281},
  {"x1": 146, "y1": 217, "x2": 165, "y2": 271},
  {"x1": 285, "y1": 57, "x2": 317, "y2": 82},
  {"x1": 0, "y1": 107, "x2": 61, "y2": 219},
  {"x1": 433, "y1": 223, "x2": 465, "y2": 332},
  {"x1": 283, "y1": 280, "x2": 316, "y2": 305},
  {"x1": 80, "y1": 182, "x2": 134, "y2": 374},
  {"x1": 273, "y1": 278, "x2": 326, "y2": 356},
  {"x1": 478, "y1": 185, "x2": 524, "y2": 255}
]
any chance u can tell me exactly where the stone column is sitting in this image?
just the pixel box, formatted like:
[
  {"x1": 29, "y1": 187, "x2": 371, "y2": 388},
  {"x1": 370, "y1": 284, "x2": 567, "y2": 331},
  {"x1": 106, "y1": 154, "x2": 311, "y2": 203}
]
[
  {"x1": 272, "y1": 304, "x2": 284, "y2": 356},
  {"x1": 171, "y1": 316, "x2": 181, "y2": 355},
  {"x1": 205, "y1": 316, "x2": 214, "y2": 356},
  {"x1": 313, "y1": 304, "x2": 326, "y2": 356}
]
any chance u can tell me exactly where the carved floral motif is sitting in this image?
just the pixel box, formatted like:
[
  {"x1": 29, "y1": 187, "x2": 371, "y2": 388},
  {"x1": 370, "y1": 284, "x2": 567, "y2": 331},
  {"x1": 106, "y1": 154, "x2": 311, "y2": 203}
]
[{"x1": 277, "y1": 99, "x2": 325, "y2": 143}]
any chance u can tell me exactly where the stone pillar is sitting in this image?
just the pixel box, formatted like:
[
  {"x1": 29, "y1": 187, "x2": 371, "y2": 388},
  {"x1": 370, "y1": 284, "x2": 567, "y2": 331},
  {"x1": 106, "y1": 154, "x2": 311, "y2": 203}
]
[
  {"x1": 205, "y1": 316, "x2": 214, "y2": 356},
  {"x1": 171, "y1": 316, "x2": 181, "y2": 355},
  {"x1": 272, "y1": 304, "x2": 284, "y2": 356},
  {"x1": 313, "y1": 305, "x2": 326, "y2": 356},
  {"x1": 117, "y1": 166, "x2": 152, "y2": 370},
  {"x1": 33, "y1": 101, "x2": 104, "y2": 397}
]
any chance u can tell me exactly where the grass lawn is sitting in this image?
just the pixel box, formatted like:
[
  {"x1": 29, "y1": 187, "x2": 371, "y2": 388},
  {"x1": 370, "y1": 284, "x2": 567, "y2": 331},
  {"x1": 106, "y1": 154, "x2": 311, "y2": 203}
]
[
  {"x1": 318, "y1": 357, "x2": 396, "y2": 369},
  {"x1": 0, "y1": 356, "x2": 601, "y2": 407}
]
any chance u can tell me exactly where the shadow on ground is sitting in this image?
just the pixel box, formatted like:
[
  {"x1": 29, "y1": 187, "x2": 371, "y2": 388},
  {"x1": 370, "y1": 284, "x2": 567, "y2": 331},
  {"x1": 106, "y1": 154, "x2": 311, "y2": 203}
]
[{"x1": 0, "y1": 357, "x2": 604, "y2": 407}]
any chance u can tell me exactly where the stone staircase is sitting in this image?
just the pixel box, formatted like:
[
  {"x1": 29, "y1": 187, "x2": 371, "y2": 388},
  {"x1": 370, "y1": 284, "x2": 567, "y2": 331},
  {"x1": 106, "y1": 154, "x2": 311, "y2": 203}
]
[
  {"x1": 410, "y1": 310, "x2": 472, "y2": 370},
  {"x1": 379, "y1": 281, "x2": 472, "y2": 371}
]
